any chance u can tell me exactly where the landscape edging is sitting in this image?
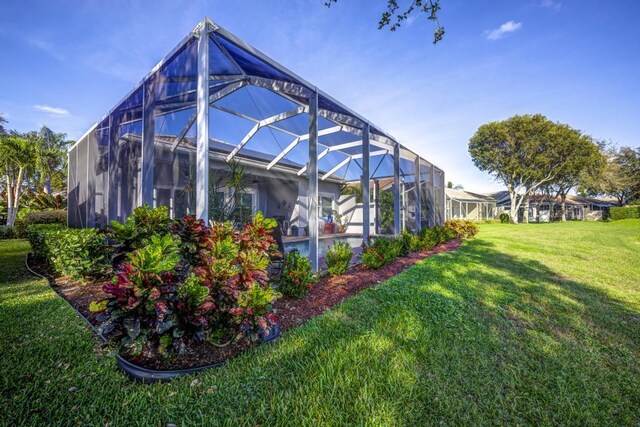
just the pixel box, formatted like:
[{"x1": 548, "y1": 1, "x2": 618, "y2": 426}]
[{"x1": 24, "y1": 253, "x2": 280, "y2": 384}]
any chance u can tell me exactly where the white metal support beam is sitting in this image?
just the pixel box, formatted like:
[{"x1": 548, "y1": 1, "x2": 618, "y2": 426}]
[
  {"x1": 430, "y1": 164, "x2": 436, "y2": 227},
  {"x1": 209, "y1": 79, "x2": 247, "y2": 104},
  {"x1": 107, "y1": 113, "x2": 121, "y2": 223},
  {"x1": 170, "y1": 111, "x2": 197, "y2": 151},
  {"x1": 321, "y1": 157, "x2": 350, "y2": 180},
  {"x1": 210, "y1": 104, "x2": 299, "y2": 138},
  {"x1": 415, "y1": 156, "x2": 422, "y2": 232},
  {"x1": 296, "y1": 139, "x2": 361, "y2": 176},
  {"x1": 308, "y1": 91, "x2": 319, "y2": 273},
  {"x1": 393, "y1": 142, "x2": 401, "y2": 235},
  {"x1": 267, "y1": 125, "x2": 341, "y2": 170},
  {"x1": 196, "y1": 23, "x2": 210, "y2": 222},
  {"x1": 374, "y1": 179, "x2": 381, "y2": 234},
  {"x1": 362, "y1": 123, "x2": 371, "y2": 241},
  {"x1": 319, "y1": 149, "x2": 387, "y2": 181},
  {"x1": 249, "y1": 76, "x2": 311, "y2": 99},
  {"x1": 230, "y1": 106, "x2": 307, "y2": 162},
  {"x1": 168, "y1": 79, "x2": 248, "y2": 154},
  {"x1": 141, "y1": 76, "x2": 156, "y2": 207},
  {"x1": 440, "y1": 169, "x2": 446, "y2": 226}
]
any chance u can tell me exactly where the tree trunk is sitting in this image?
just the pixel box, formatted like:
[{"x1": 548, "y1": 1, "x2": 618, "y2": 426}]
[
  {"x1": 561, "y1": 194, "x2": 567, "y2": 222},
  {"x1": 7, "y1": 167, "x2": 24, "y2": 227},
  {"x1": 508, "y1": 190, "x2": 519, "y2": 224},
  {"x1": 522, "y1": 196, "x2": 530, "y2": 224},
  {"x1": 6, "y1": 175, "x2": 13, "y2": 226}
]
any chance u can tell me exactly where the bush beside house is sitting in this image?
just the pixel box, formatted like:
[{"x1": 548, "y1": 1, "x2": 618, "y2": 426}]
[{"x1": 610, "y1": 206, "x2": 640, "y2": 220}]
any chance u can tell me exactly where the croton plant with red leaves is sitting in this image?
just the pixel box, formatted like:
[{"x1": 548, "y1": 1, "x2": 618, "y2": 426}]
[{"x1": 92, "y1": 209, "x2": 282, "y2": 359}]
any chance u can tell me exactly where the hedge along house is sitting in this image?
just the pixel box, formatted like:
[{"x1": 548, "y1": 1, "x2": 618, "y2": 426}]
[{"x1": 67, "y1": 17, "x2": 446, "y2": 272}]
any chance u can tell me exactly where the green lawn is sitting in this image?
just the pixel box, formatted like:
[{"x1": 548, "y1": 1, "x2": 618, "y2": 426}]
[{"x1": 2, "y1": 220, "x2": 640, "y2": 426}]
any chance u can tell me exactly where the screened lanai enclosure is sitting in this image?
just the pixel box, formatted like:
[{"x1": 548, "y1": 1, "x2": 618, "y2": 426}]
[{"x1": 68, "y1": 18, "x2": 445, "y2": 271}]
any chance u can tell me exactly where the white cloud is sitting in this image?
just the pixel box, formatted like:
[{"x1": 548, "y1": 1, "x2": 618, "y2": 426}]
[
  {"x1": 485, "y1": 21, "x2": 522, "y2": 40},
  {"x1": 25, "y1": 37, "x2": 64, "y2": 61},
  {"x1": 541, "y1": 0, "x2": 561, "y2": 9},
  {"x1": 33, "y1": 105, "x2": 71, "y2": 116}
]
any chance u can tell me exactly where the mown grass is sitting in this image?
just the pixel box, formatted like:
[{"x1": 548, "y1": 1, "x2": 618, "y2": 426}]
[{"x1": 1, "y1": 220, "x2": 640, "y2": 426}]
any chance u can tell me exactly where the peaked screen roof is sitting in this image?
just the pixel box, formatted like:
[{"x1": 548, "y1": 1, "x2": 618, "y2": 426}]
[{"x1": 77, "y1": 17, "x2": 443, "y2": 183}]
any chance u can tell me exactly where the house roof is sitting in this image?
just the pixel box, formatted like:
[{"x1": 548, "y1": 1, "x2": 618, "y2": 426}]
[
  {"x1": 565, "y1": 194, "x2": 615, "y2": 207},
  {"x1": 484, "y1": 190, "x2": 510, "y2": 203},
  {"x1": 446, "y1": 188, "x2": 496, "y2": 203},
  {"x1": 484, "y1": 189, "x2": 614, "y2": 207}
]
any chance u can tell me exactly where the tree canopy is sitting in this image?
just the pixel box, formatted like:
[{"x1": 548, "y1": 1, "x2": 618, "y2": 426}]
[
  {"x1": 0, "y1": 119, "x2": 72, "y2": 226},
  {"x1": 0, "y1": 115, "x2": 7, "y2": 136},
  {"x1": 469, "y1": 114, "x2": 601, "y2": 223},
  {"x1": 579, "y1": 145, "x2": 640, "y2": 205},
  {"x1": 323, "y1": 0, "x2": 444, "y2": 43}
]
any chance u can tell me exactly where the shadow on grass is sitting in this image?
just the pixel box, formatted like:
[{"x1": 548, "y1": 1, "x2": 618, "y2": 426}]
[{"x1": 2, "y1": 238, "x2": 640, "y2": 425}]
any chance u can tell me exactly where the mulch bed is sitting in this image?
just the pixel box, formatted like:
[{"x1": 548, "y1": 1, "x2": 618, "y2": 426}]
[
  {"x1": 273, "y1": 240, "x2": 461, "y2": 330},
  {"x1": 27, "y1": 240, "x2": 461, "y2": 370}
]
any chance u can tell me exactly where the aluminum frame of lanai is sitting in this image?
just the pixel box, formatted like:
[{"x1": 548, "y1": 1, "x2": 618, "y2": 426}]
[{"x1": 67, "y1": 17, "x2": 446, "y2": 272}]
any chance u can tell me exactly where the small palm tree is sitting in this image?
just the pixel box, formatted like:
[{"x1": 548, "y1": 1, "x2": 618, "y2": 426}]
[{"x1": 0, "y1": 134, "x2": 36, "y2": 225}]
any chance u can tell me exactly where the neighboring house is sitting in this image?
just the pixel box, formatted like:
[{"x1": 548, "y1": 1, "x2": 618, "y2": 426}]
[
  {"x1": 488, "y1": 191, "x2": 613, "y2": 222},
  {"x1": 66, "y1": 17, "x2": 446, "y2": 271},
  {"x1": 446, "y1": 188, "x2": 497, "y2": 220}
]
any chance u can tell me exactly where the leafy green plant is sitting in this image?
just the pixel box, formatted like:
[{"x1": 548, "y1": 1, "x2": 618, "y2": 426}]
[
  {"x1": 325, "y1": 241, "x2": 353, "y2": 275},
  {"x1": 108, "y1": 205, "x2": 171, "y2": 267},
  {"x1": 28, "y1": 224, "x2": 109, "y2": 281},
  {"x1": 331, "y1": 210, "x2": 346, "y2": 233},
  {"x1": 279, "y1": 251, "x2": 316, "y2": 298},
  {"x1": 499, "y1": 213, "x2": 510, "y2": 224},
  {"x1": 417, "y1": 225, "x2": 456, "y2": 250},
  {"x1": 26, "y1": 223, "x2": 66, "y2": 262},
  {"x1": 169, "y1": 215, "x2": 210, "y2": 267},
  {"x1": 444, "y1": 219, "x2": 479, "y2": 240},
  {"x1": 397, "y1": 231, "x2": 415, "y2": 257},
  {"x1": 26, "y1": 191, "x2": 66, "y2": 210},
  {"x1": 361, "y1": 236, "x2": 399, "y2": 269},
  {"x1": 128, "y1": 234, "x2": 181, "y2": 274},
  {"x1": 50, "y1": 228, "x2": 109, "y2": 281},
  {"x1": 94, "y1": 208, "x2": 282, "y2": 358},
  {"x1": 610, "y1": 206, "x2": 640, "y2": 220},
  {"x1": 97, "y1": 236, "x2": 213, "y2": 358},
  {"x1": 233, "y1": 284, "x2": 281, "y2": 341},
  {"x1": 195, "y1": 211, "x2": 280, "y2": 339},
  {"x1": 15, "y1": 209, "x2": 66, "y2": 237},
  {"x1": 0, "y1": 226, "x2": 17, "y2": 240}
]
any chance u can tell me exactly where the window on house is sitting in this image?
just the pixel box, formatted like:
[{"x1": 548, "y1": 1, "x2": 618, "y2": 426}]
[
  {"x1": 232, "y1": 190, "x2": 256, "y2": 223},
  {"x1": 319, "y1": 195, "x2": 334, "y2": 220}
]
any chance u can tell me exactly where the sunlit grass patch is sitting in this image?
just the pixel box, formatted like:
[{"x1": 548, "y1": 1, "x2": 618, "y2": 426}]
[{"x1": 1, "y1": 221, "x2": 640, "y2": 425}]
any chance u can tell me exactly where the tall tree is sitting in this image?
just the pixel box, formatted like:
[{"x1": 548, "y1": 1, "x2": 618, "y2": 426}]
[
  {"x1": 34, "y1": 126, "x2": 71, "y2": 194},
  {"x1": 469, "y1": 114, "x2": 583, "y2": 223},
  {"x1": 580, "y1": 145, "x2": 640, "y2": 205},
  {"x1": 547, "y1": 134, "x2": 605, "y2": 221},
  {"x1": 324, "y1": 0, "x2": 444, "y2": 43},
  {"x1": 0, "y1": 134, "x2": 35, "y2": 226},
  {"x1": 0, "y1": 114, "x2": 7, "y2": 136}
]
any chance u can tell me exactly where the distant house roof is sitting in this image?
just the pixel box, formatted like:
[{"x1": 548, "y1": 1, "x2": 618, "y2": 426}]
[
  {"x1": 484, "y1": 190, "x2": 510, "y2": 203},
  {"x1": 483, "y1": 189, "x2": 614, "y2": 207},
  {"x1": 565, "y1": 194, "x2": 615, "y2": 207},
  {"x1": 446, "y1": 188, "x2": 496, "y2": 203}
]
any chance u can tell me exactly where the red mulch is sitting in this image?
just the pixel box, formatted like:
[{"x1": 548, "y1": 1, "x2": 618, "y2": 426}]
[
  {"x1": 273, "y1": 239, "x2": 461, "y2": 330},
  {"x1": 27, "y1": 240, "x2": 460, "y2": 370}
]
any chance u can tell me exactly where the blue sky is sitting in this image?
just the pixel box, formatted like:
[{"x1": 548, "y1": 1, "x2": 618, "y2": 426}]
[{"x1": 1, "y1": 0, "x2": 638, "y2": 192}]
